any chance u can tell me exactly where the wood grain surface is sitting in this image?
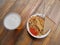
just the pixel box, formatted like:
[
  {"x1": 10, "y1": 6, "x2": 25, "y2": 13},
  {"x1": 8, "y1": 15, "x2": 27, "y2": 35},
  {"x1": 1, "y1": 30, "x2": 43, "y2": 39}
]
[{"x1": 0, "y1": 0, "x2": 60, "y2": 45}]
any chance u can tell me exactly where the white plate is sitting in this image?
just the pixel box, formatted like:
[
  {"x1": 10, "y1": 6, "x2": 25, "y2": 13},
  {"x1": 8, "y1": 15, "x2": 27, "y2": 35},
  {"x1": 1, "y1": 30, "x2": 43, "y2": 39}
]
[
  {"x1": 3, "y1": 12, "x2": 21, "y2": 30},
  {"x1": 27, "y1": 13, "x2": 51, "y2": 38}
]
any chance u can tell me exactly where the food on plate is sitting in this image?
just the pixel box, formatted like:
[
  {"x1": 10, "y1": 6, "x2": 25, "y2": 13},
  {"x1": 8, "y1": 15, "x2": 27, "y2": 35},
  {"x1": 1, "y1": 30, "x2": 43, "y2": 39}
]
[{"x1": 29, "y1": 15, "x2": 45, "y2": 36}]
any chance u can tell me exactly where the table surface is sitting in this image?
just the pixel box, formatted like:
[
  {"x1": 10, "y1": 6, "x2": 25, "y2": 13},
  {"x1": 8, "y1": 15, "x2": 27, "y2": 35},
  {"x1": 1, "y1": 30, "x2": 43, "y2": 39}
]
[{"x1": 0, "y1": 0, "x2": 60, "y2": 45}]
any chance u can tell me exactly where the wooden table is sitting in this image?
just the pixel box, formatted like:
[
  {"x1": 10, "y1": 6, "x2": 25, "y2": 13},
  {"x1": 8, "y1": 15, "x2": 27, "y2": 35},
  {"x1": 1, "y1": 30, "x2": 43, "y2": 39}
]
[{"x1": 0, "y1": 0, "x2": 60, "y2": 45}]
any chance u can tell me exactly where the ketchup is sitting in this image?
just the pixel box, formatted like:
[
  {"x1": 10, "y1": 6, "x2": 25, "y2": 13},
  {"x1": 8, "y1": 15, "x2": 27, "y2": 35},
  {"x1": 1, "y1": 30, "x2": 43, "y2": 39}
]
[{"x1": 30, "y1": 27, "x2": 38, "y2": 36}]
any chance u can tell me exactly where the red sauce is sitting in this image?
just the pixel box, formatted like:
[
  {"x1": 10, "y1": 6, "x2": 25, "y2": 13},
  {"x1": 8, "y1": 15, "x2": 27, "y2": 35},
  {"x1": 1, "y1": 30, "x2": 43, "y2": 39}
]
[{"x1": 30, "y1": 27, "x2": 38, "y2": 36}]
